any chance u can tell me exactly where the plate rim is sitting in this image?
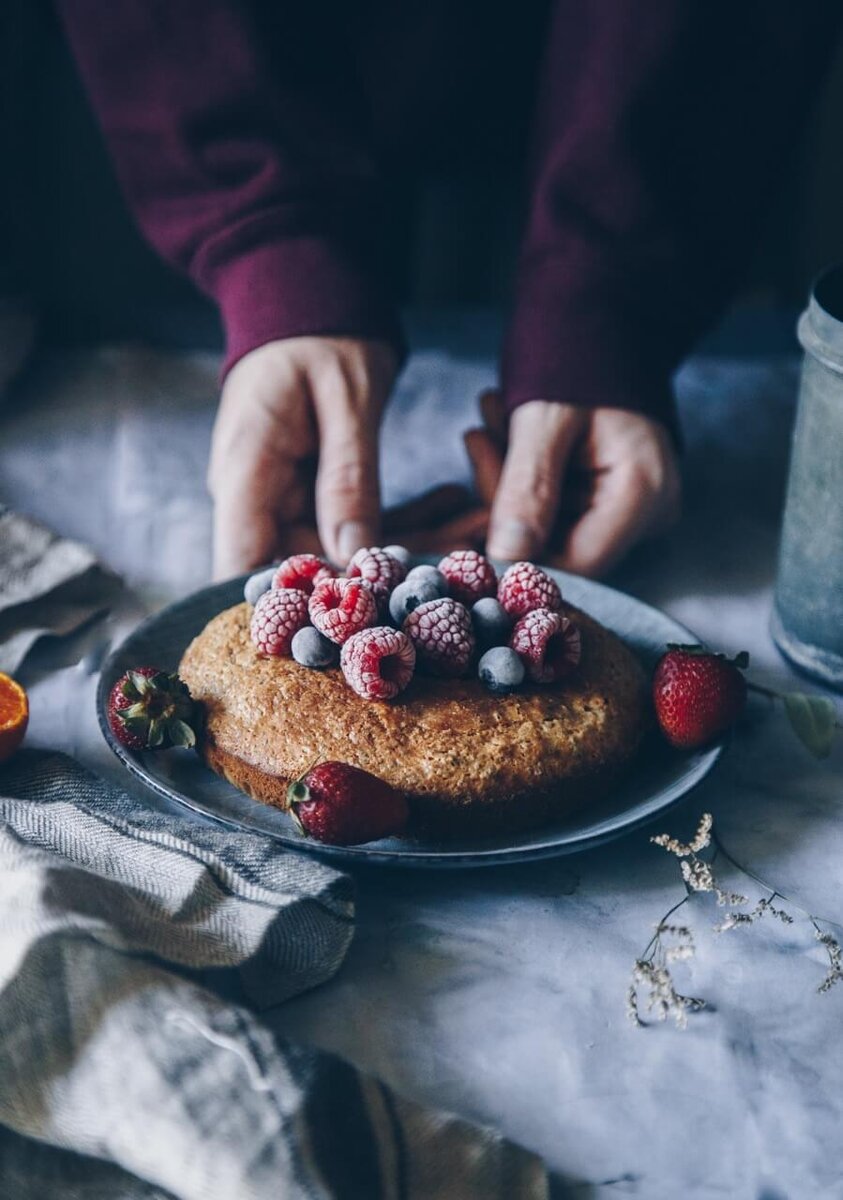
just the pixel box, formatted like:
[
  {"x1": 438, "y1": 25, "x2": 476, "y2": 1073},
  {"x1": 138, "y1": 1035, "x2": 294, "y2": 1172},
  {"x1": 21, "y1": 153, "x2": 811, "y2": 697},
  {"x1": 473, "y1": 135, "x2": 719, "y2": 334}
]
[{"x1": 96, "y1": 568, "x2": 724, "y2": 868}]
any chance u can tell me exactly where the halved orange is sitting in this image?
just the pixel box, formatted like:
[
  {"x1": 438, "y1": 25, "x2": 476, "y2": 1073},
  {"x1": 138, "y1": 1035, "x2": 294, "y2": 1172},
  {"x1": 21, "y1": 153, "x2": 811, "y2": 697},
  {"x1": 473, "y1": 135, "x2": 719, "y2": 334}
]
[{"x1": 0, "y1": 672, "x2": 28, "y2": 763}]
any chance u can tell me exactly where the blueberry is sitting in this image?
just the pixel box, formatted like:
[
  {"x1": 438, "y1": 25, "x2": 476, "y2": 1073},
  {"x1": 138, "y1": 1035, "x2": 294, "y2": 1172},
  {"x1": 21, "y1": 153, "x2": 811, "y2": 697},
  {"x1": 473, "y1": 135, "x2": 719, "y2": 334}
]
[
  {"x1": 382, "y1": 544, "x2": 412, "y2": 567},
  {"x1": 471, "y1": 597, "x2": 512, "y2": 649},
  {"x1": 404, "y1": 565, "x2": 448, "y2": 596},
  {"x1": 291, "y1": 626, "x2": 339, "y2": 669},
  {"x1": 244, "y1": 566, "x2": 276, "y2": 606},
  {"x1": 478, "y1": 646, "x2": 525, "y2": 695},
  {"x1": 388, "y1": 578, "x2": 442, "y2": 625}
]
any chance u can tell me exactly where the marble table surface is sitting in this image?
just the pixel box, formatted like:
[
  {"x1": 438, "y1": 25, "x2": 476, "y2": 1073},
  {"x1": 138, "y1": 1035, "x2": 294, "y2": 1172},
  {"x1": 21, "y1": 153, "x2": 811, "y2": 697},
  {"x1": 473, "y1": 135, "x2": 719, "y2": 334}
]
[{"x1": 3, "y1": 313, "x2": 842, "y2": 1199}]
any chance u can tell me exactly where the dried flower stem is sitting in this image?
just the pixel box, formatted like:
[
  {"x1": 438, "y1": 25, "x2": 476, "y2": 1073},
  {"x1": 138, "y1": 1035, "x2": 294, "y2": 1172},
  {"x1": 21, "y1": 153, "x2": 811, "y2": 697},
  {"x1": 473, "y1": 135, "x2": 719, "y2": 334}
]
[{"x1": 631, "y1": 813, "x2": 843, "y2": 1025}]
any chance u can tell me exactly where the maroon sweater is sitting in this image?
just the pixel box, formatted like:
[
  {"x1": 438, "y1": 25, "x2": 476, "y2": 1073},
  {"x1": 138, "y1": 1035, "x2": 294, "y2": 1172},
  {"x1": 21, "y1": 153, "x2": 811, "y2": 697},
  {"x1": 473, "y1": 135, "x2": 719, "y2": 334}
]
[{"x1": 57, "y1": 2, "x2": 837, "y2": 432}]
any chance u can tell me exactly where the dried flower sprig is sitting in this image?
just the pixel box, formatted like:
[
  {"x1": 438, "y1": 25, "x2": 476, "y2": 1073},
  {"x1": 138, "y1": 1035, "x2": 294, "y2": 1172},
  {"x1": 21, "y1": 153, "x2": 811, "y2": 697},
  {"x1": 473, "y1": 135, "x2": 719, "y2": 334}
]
[
  {"x1": 630, "y1": 812, "x2": 843, "y2": 1026},
  {"x1": 813, "y1": 925, "x2": 843, "y2": 994},
  {"x1": 628, "y1": 899, "x2": 706, "y2": 1028}
]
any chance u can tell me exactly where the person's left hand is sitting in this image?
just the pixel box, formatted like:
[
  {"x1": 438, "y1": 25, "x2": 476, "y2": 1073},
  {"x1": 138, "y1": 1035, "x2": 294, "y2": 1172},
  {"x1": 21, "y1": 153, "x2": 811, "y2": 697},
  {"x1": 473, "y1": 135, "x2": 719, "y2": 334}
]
[{"x1": 466, "y1": 393, "x2": 681, "y2": 577}]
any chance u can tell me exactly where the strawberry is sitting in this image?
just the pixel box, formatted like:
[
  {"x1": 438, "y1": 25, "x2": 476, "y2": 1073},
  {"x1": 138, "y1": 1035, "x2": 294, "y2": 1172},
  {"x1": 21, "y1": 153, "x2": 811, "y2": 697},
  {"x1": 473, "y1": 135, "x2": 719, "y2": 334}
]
[
  {"x1": 653, "y1": 645, "x2": 748, "y2": 749},
  {"x1": 287, "y1": 761, "x2": 409, "y2": 845},
  {"x1": 107, "y1": 667, "x2": 197, "y2": 750}
]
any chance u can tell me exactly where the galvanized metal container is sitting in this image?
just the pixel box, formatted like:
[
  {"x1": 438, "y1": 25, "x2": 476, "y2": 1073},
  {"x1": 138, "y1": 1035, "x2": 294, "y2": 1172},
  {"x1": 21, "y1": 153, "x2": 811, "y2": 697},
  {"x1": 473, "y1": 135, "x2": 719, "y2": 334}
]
[{"x1": 771, "y1": 265, "x2": 843, "y2": 689}]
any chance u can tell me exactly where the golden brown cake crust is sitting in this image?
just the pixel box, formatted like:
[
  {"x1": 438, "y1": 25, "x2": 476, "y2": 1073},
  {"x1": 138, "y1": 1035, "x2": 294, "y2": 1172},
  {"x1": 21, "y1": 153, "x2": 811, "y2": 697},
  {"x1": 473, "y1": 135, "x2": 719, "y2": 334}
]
[{"x1": 179, "y1": 601, "x2": 649, "y2": 837}]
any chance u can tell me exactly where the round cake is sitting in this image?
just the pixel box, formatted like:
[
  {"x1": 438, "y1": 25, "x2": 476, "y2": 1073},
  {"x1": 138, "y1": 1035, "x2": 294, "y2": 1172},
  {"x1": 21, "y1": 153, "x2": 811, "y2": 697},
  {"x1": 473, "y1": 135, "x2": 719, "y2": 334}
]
[{"x1": 179, "y1": 599, "x2": 649, "y2": 838}]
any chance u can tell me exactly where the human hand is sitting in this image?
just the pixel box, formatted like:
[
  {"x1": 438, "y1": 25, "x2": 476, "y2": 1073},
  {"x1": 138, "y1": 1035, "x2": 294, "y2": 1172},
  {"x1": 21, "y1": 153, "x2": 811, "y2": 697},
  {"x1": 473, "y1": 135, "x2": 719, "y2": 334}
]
[
  {"x1": 466, "y1": 392, "x2": 681, "y2": 577},
  {"x1": 208, "y1": 336, "x2": 397, "y2": 579}
]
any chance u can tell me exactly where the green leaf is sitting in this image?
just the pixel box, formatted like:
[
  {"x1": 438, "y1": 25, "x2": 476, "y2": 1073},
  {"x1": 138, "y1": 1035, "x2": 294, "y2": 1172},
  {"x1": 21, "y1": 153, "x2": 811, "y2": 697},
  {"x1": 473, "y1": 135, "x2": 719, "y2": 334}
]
[
  {"x1": 129, "y1": 671, "x2": 152, "y2": 695},
  {"x1": 783, "y1": 692, "x2": 837, "y2": 759},
  {"x1": 122, "y1": 702, "x2": 149, "y2": 721},
  {"x1": 147, "y1": 718, "x2": 165, "y2": 749},
  {"x1": 167, "y1": 719, "x2": 196, "y2": 749}
]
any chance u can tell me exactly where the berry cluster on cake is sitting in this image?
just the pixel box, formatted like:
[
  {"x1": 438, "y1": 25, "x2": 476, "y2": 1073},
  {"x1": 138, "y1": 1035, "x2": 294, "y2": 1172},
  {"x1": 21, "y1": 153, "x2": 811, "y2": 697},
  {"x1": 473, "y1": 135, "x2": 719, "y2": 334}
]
[{"x1": 178, "y1": 548, "x2": 649, "y2": 840}]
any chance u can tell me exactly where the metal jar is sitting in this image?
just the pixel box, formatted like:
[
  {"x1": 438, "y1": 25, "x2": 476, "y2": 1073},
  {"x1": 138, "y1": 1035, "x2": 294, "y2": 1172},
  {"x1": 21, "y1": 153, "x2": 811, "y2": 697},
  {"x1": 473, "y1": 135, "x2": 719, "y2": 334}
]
[{"x1": 771, "y1": 264, "x2": 843, "y2": 689}]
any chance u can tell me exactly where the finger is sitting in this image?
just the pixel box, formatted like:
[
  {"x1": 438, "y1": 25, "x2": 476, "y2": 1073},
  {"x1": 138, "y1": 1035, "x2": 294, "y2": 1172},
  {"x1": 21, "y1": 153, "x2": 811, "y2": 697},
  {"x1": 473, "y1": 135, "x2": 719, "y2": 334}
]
[
  {"x1": 383, "y1": 484, "x2": 473, "y2": 535},
  {"x1": 211, "y1": 453, "x2": 302, "y2": 580},
  {"x1": 313, "y1": 389, "x2": 382, "y2": 565},
  {"x1": 399, "y1": 506, "x2": 489, "y2": 553},
  {"x1": 548, "y1": 469, "x2": 659, "y2": 578},
  {"x1": 486, "y1": 401, "x2": 585, "y2": 562},
  {"x1": 479, "y1": 388, "x2": 507, "y2": 443},
  {"x1": 464, "y1": 427, "x2": 503, "y2": 507}
]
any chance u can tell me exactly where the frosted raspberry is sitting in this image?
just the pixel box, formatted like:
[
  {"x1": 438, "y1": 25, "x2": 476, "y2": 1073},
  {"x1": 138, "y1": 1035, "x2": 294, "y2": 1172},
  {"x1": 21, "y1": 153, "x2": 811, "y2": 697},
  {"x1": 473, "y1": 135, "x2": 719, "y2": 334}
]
[
  {"x1": 309, "y1": 577, "x2": 377, "y2": 645},
  {"x1": 510, "y1": 608, "x2": 581, "y2": 683},
  {"x1": 341, "y1": 627, "x2": 416, "y2": 700},
  {"x1": 347, "y1": 547, "x2": 407, "y2": 606},
  {"x1": 438, "y1": 549, "x2": 497, "y2": 605},
  {"x1": 497, "y1": 561, "x2": 562, "y2": 618},
  {"x1": 250, "y1": 588, "x2": 310, "y2": 657},
  {"x1": 272, "y1": 553, "x2": 336, "y2": 596},
  {"x1": 402, "y1": 597, "x2": 475, "y2": 677}
]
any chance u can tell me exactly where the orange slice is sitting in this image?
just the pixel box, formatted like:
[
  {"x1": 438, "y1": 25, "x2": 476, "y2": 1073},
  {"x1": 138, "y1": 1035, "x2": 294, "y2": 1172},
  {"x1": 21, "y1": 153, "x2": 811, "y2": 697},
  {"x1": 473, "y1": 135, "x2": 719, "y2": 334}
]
[{"x1": 0, "y1": 672, "x2": 28, "y2": 763}]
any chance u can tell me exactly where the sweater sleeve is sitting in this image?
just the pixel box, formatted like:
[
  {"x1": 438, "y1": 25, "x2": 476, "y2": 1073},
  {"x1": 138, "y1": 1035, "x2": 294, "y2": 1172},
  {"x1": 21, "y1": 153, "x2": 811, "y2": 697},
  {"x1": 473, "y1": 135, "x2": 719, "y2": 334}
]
[
  {"x1": 55, "y1": 1, "x2": 404, "y2": 375},
  {"x1": 501, "y1": 0, "x2": 840, "y2": 433}
]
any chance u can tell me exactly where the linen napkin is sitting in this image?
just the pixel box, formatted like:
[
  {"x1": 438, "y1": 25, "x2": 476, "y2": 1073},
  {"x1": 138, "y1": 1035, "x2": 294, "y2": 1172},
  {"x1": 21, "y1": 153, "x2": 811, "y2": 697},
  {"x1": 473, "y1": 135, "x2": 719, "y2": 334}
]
[
  {"x1": 0, "y1": 506, "x2": 119, "y2": 673},
  {"x1": 0, "y1": 750, "x2": 548, "y2": 1199}
]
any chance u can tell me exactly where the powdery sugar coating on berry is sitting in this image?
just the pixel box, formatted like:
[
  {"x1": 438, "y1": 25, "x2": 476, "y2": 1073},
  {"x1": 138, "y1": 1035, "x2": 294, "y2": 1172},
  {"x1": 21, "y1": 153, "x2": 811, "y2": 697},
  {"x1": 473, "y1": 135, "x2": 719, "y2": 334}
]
[
  {"x1": 250, "y1": 588, "x2": 310, "y2": 657},
  {"x1": 341, "y1": 627, "x2": 416, "y2": 700},
  {"x1": 497, "y1": 561, "x2": 562, "y2": 618},
  {"x1": 347, "y1": 547, "x2": 407, "y2": 601},
  {"x1": 309, "y1": 577, "x2": 377, "y2": 645},
  {"x1": 402, "y1": 597, "x2": 475, "y2": 677},
  {"x1": 272, "y1": 553, "x2": 336, "y2": 596},
  {"x1": 438, "y1": 550, "x2": 497, "y2": 605},
  {"x1": 510, "y1": 608, "x2": 581, "y2": 683}
]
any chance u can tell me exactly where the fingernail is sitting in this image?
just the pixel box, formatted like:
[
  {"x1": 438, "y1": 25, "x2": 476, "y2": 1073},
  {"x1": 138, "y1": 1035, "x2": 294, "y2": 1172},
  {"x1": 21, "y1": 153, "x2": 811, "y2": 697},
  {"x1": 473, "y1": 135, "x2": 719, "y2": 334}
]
[
  {"x1": 488, "y1": 519, "x2": 536, "y2": 561},
  {"x1": 337, "y1": 521, "x2": 370, "y2": 565}
]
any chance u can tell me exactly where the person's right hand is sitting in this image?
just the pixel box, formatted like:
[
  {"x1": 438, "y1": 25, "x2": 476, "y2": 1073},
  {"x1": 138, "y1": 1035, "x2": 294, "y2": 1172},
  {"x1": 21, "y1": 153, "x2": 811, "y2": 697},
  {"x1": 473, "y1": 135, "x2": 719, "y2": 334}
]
[{"x1": 208, "y1": 336, "x2": 397, "y2": 579}]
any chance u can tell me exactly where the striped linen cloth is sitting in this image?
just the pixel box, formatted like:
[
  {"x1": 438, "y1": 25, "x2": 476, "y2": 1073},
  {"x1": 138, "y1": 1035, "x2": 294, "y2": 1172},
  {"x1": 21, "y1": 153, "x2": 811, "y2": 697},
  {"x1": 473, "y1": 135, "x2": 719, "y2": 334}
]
[{"x1": 0, "y1": 751, "x2": 548, "y2": 1199}]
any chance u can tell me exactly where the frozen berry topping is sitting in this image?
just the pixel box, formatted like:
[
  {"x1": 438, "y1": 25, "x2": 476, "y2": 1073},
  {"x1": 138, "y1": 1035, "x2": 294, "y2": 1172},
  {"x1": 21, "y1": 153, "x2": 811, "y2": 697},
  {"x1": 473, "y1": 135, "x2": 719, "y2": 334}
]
[
  {"x1": 404, "y1": 564, "x2": 448, "y2": 596},
  {"x1": 471, "y1": 597, "x2": 513, "y2": 649},
  {"x1": 291, "y1": 626, "x2": 339, "y2": 669},
  {"x1": 341, "y1": 626, "x2": 416, "y2": 700},
  {"x1": 497, "y1": 561, "x2": 562, "y2": 618},
  {"x1": 250, "y1": 588, "x2": 310, "y2": 657},
  {"x1": 477, "y1": 646, "x2": 525, "y2": 695},
  {"x1": 309, "y1": 577, "x2": 377, "y2": 645},
  {"x1": 438, "y1": 549, "x2": 497, "y2": 606},
  {"x1": 244, "y1": 565, "x2": 276, "y2": 607},
  {"x1": 402, "y1": 597, "x2": 475, "y2": 677},
  {"x1": 388, "y1": 577, "x2": 443, "y2": 626},
  {"x1": 347, "y1": 547, "x2": 407, "y2": 604},
  {"x1": 273, "y1": 553, "x2": 336, "y2": 596},
  {"x1": 381, "y1": 544, "x2": 412, "y2": 567},
  {"x1": 510, "y1": 608, "x2": 581, "y2": 683}
]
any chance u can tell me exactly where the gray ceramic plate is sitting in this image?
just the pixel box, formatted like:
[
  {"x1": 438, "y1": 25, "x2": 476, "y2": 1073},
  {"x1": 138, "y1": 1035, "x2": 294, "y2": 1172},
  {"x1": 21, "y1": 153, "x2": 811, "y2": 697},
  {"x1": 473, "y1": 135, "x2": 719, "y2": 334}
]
[{"x1": 97, "y1": 567, "x2": 722, "y2": 868}]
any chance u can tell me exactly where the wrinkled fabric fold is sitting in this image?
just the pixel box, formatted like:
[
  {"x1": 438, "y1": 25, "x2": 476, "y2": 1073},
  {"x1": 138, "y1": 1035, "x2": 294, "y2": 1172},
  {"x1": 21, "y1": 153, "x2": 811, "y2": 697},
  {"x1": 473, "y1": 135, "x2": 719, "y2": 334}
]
[{"x1": 0, "y1": 751, "x2": 548, "y2": 1198}]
